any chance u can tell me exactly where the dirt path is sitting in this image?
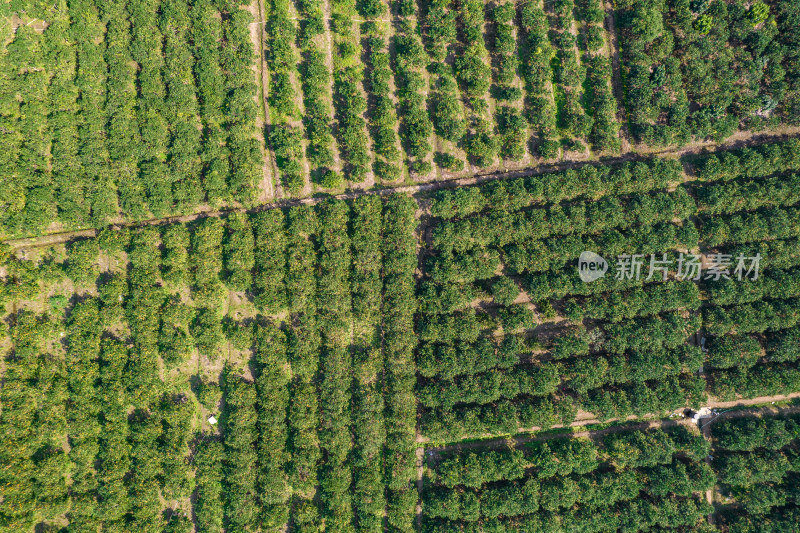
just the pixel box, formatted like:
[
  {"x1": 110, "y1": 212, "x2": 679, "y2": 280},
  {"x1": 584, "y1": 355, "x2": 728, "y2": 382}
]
[
  {"x1": 321, "y1": 0, "x2": 342, "y2": 177},
  {"x1": 4, "y1": 128, "x2": 800, "y2": 248},
  {"x1": 701, "y1": 418, "x2": 715, "y2": 522},
  {"x1": 415, "y1": 445, "x2": 424, "y2": 530},
  {"x1": 251, "y1": 0, "x2": 278, "y2": 201},
  {"x1": 284, "y1": 1, "x2": 314, "y2": 197},
  {"x1": 425, "y1": 393, "x2": 800, "y2": 453},
  {"x1": 425, "y1": 417, "x2": 694, "y2": 456},
  {"x1": 605, "y1": 0, "x2": 630, "y2": 153},
  {"x1": 701, "y1": 397, "x2": 800, "y2": 425},
  {"x1": 371, "y1": 0, "x2": 406, "y2": 184}
]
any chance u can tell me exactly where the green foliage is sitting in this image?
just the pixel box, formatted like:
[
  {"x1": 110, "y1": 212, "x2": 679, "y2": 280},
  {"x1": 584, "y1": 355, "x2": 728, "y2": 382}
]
[
  {"x1": 159, "y1": 296, "x2": 194, "y2": 367},
  {"x1": 423, "y1": 427, "x2": 713, "y2": 529},
  {"x1": 694, "y1": 14, "x2": 713, "y2": 35},
  {"x1": 434, "y1": 152, "x2": 465, "y2": 172},
  {"x1": 48, "y1": 295, "x2": 69, "y2": 312},
  {"x1": 746, "y1": 2, "x2": 769, "y2": 26},
  {"x1": 361, "y1": 28, "x2": 401, "y2": 180},
  {"x1": 126, "y1": 228, "x2": 164, "y2": 405},
  {"x1": 1, "y1": 0, "x2": 264, "y2": 238},
  {"x1": 198, "y1": 380, "x2": 223, "y2": 411},
  {"x1": 66, "y1": 239, "x2": 100, "y2": 286},
  {"x1": 191, "y1": 217, "x2": 225, "y2": 307},
  {"x1": 192, "y1": 308, "x2": 224, "y2": 360},
  {"x1": 127, "y1": 409, "x2": 164, "y2": 531},
  {"x1": 9, "y1": 138, "x2": 800, "y2": 531},
  {"x1": 254, "y1": 322, "x2": 291, "y2": 528},
  {"x1": 382, "y1": 194, "x2": 419, "y2": 530},
  {"x1": 223, "y1": 212, "x2": 255, "y2": 292},
  {"x1": 491, "y1": 277, "x2": 520, "y2": 306},
  {"x1": 320, "y1": 169, "x2": 344, "y2": 188},
  {"x1": 160, "y1": 395, "x2": 194, "y2": 501},
  {"x1": 393, "y1": 2, "x2": 433, "y2": 167},
  {"x1": 222, "y1": 373, "x2": 260, "y2": 531},
  {"x1": 195, "y1": 438, "x2": 224, "y2": 533},
  {"x1": 161, "y1": 224, "x2": 190, "y2": 287},
  {"x1": 714, "y1": 416, "x2": 799, "y2": 452},
  {"x1": 252, "y1": 210, "x2": 287, "y2": 313}
]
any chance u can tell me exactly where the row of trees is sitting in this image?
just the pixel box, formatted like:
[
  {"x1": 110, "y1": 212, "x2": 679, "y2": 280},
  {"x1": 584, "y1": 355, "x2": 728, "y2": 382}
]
[
  {"x1": 429, "y1": 157, "x2": 682, "y2": 219},
  {"x1": 777, "y1": 1, "x2": 800, "y2": 125},
  {"x1": 0, "y1": 0, "x2": 264, "y2": 239},
  {"x1": 712, "y1": 413, "x2": 800, "y2": 526},
  {"x1": 490, "y1": 3, "x2": 527, "y2": 161},
  {"x1": 266, "y1": 0, "x2": 306, "y2": 193},
  {"x1": 695, "y1": 173, "x2": 800, "y2": 215},
  {"x1": 423, "y1": 0, "x2": 467, "y2": 161},
  {"x1": 382, "y1": 194, "x2": 420, "y2": 531},
  {"x1": 704, "y1": 295, "x2": 800, "y2": 337},
  {"x1": 617, "y1": 0, "x2": 792, "y2": 146},
  {"x1": 417, "y1": 364, "x2": 561, "y2": 410},
  {"x1": 693, "y1": 139, "x2": 800, "y2": 182},
  {"x1": 193, "y1": 0, "x2": 236, "y2": 206},
  {"x1": 129, "y1": 0, "x2": 172, "y2": 215},
  {"x1": 424, "y1": 426, "x2": 712, "y2": 529},
  {"x1": 417, "y1": 335, "x2": 523, "y2": 380},
  {"x1": 723, "y1": 235, "x2": 800, "y2": 273},
  {"x1": 254, "y1": 323, "x2": 292, "y2": 528},
  {"x1": 548, "y1": 0, "x2": 591, "y2": 149},
  {"x1": 425, "y1": 495, "x2": 713, "y2": 532},
  {"x1": 518, "y1": 223, "x2": 696, "y2": 292},
  {"x1": 43, "y1": 11, "x2": 90, "y2": 230},
  {"x1": 431, "y1": 186, "x2": 696, "y2": 254},
  {"x1": 576, "y1": 0, "x2": 621, "y2": 152},
  {"x1": 161, "y1": 0, "x2": 206, "y2": 208},
  {"x1": 282, "y1": 205, "x2": 322, "y2": 527},
  {"x1": 221, "y1": 372, "x2": 260, "y2": 531},
  {"x1": 296, "y1": 0, "x2": 338, "y2": 184},
  {"x1": 707, "y1": 326, "x2": 800, "y2": 372},
  {"x1": 420, "y1": 372, "x2": 706, "y2": 442},
  {"x1": 359, "y1": 0, "x2": 403, "y2": 181},
  {"x1": 349, "y1": 195, "x2": 387, "y2": 531},
  {"x1": 705, "y1": 265, "x2": 800, "y2": 308},
  {"x1": 700, "y1": 205, "x2": 800, "y2": 247},
  {"x1": 519, "y1": 0, "x2": 560, "y2": 158},
  {"x1": 317, "y1": 200, "x2": 356, "y2": 528},
  {"x1": 394, "y1": 0, "x2": 434, "y2": 174},
  {"x1": 1, "y1": 192, "x2": 423, "y2": 530},
  {"x1": 331, "y1": 0, "x2": 371, "y2": 182},
  {"x1": 457, "y1": 0, "x2": 498, "y2": 168}
]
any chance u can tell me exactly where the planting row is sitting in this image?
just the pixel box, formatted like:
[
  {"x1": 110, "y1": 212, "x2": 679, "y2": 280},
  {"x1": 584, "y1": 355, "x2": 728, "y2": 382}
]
[
  {"x1": 421, "y1": 410, "x2": 800, "y2": 531},
  {"x1": 617, "y1": 0, "x2": 800, "y2": 146},
  {"x1": 1, "y1": 0, "x2": 262, "y2": 238},
  {"x1": 0, "y1": 194, "x2": 418, "y2": 532},
  {"x1": 423, "y1": 425, "x2": 714, "y2": 531},
  {"x1": 417, "y1": 140, "x2": 800, "y2": 440}
]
